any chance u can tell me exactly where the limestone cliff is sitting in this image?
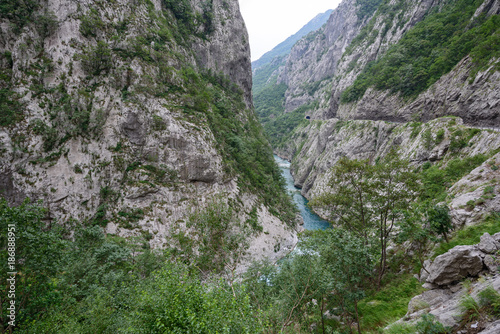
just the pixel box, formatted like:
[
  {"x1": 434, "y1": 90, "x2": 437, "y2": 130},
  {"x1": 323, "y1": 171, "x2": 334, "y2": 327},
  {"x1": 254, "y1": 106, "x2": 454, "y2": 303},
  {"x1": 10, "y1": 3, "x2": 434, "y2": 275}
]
[
  {"x1": 0, "y1": 0, "x2": 298, "y2": 266},
  {"x1": 267, "y1": 0, "x2": 500, "y2": 205}
]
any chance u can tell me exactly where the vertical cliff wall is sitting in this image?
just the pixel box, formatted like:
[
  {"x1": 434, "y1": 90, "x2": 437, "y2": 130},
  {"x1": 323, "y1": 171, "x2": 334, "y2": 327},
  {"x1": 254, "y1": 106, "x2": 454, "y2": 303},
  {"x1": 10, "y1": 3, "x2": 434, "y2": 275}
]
[{"x1": 0, "y1": 0, "x2": 298, "y2": 265}]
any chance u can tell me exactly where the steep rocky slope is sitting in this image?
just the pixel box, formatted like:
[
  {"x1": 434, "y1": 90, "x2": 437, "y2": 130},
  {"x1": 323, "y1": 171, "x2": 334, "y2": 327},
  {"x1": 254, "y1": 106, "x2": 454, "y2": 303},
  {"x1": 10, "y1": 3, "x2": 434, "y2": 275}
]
[
  {"x1": 258, "y1": 0, "x2": 499, "y2": 150},
  {"x1": 268, "y1": 0, "x2": 500, "y2": 197},
  {"x1": 280, "y1": 117, "x2": 500, "y2": 223},
  {"x1": 0, "y1": 0, "x2": 298, "y2": 266}
]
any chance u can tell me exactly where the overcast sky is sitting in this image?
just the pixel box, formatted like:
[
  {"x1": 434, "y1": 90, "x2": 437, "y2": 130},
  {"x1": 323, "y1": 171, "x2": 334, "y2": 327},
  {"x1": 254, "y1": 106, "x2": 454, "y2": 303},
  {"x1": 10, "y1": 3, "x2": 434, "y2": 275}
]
[{"x1": 239, "y1": 0, "x2": 342, "y2": 61}]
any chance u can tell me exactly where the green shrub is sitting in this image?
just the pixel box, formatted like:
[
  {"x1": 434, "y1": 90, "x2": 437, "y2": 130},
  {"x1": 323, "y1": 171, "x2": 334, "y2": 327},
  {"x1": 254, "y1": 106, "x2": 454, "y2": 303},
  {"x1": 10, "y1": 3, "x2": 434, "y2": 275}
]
[
  {"x1": 359, "y1": 275, "x2": 424, "y2": 330},
  {"x1": 460, "y1": 294, "x2": 482, "y2": 323},
  {"x1": 422, "y1": 128, "x2": 433, "y2": 149},
  {"x1": 478, "y1": 286, "x2": 500, "y2": 316},
  {"x1": 79, "y1": 8, "x2": 105, "y2": 38},
  {"x1": 168, "y1": 197, "x2": 252, "y2": 276},
  {"x1": 420, "y1": 154, "x2": 488, "y2": 202},
  {"x1": 434, "y1": 213, "x2": 500, "y2": 257},
  {"x1": 384, "y1": 322, "x2": 417, "y2": 334},
  {"x1": 79, "y1": 40, "x2": 112, "y2": 76},
  {"x1": 0, "y1": 0, "x2": 38, "y2": 30},
  {"x1": 35, "y1": 11, "x2": 58, "y2": 40},
  {"x1": 410, "y1": 122, "x2": 422, "y2": 139},
  {"x1": 151, "y1": 114, "x2": 167, "y2": 131},
  {"x1": 0, "y1": 88, "x2": 23, "y2": 127},
  {"x1": 415, "y1": 314, "x2": 449, "y2": 334},
  {"x1": 435, "y1": 129, "x2": 445, "y2": 144},
  {"x1": 32, "y1": 119, "x2": 59, "y2": 152}
]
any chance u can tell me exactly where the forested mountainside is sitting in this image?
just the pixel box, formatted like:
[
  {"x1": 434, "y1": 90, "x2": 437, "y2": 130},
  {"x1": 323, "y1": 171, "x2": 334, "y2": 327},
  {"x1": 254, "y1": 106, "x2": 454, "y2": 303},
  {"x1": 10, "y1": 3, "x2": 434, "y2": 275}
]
[{"x1": 269, "y1": 0, "x2": 500, "y2": 214}]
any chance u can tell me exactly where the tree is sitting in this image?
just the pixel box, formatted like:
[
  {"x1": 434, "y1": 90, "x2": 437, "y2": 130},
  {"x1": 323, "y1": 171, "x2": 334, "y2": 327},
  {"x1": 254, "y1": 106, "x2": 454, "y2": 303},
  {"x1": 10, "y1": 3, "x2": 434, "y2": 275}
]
[
  {"x1": 310, "y1": 151, "x2": 419, "y2": 288},
  {"x1": 427, "y1": 204, "x2": 453, "y2": 243},
  {"x1": 170, "y1": 196, "x2": 250, "y2": 281},
  {"x1": 397, "y1": 204, "x2": 437, "y2": 273},
  {"x1": 0, "y1": 198, "x2": 67, "y2": 329},
  {"x1": 310, "y1": 157, "x2": 376, "y2": 243},
  {"x1": 302, "y1": 229, "x2": 374, "y2": 334}
]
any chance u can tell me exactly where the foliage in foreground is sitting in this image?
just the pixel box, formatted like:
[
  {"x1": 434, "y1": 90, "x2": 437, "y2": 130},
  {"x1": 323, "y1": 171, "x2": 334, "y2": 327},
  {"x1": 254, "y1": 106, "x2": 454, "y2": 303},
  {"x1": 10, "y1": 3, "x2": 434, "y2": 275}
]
[{"x1": 0, "y1": 199, "x2": 264, "y2": 333}]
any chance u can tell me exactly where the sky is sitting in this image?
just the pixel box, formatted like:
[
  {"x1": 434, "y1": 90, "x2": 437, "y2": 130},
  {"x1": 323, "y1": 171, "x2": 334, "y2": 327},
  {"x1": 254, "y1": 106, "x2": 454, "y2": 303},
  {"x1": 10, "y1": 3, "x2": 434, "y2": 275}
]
[{"x1": 239, "y1": 0, "x2": 342, "y2": 61}]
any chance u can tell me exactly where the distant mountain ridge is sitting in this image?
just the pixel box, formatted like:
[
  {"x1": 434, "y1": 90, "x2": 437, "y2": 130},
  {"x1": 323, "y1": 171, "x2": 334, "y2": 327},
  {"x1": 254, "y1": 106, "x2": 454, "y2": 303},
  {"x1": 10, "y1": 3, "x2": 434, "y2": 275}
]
[{"x1": 251, "y1": 9, "x2": 333, "y2": 71}]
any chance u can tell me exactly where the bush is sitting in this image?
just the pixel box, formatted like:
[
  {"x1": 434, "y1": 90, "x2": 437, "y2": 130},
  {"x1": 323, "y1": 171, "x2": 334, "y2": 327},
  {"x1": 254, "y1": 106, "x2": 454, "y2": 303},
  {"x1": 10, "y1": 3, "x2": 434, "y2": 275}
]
[
  {"x1": 420, "y1": 154, "x2": 488, "y2": 202},
  {"x1": 460, "y1": 294, "x2": 482, "y2": 323},
  {"x1": 0, "y1": 88, "x2": 23, "y2": 127},
  {"x1": 478, "y1": 286, "x2": 500, "y2": 316},
  {"x1": 356, "y1": 0, "x2": 383, "y2": 20},
  {"x1": 0, "y1": 0, "x2": 38, "y2": 30},
  {"x1": 435, "y1": 129, "x2": 445, "y2": 144},
  {"x1": 35, "y1": 11, "x2": 58, "y2": 40},
  {"x1": 433, "y1": 212, "x2": 500, "y2": 257},
  {"x1": 32, "y1": 119, "x2": 59, "y2": 152},
  {"x1": 79, "y1": 8, "x2": 105, "y2": 38},
  {"x1": 415, "y1": 314, "x2": 449, "y2": 334},
  {"x1": 79, "y1": 40, "x2": 112, "y2": 76}
]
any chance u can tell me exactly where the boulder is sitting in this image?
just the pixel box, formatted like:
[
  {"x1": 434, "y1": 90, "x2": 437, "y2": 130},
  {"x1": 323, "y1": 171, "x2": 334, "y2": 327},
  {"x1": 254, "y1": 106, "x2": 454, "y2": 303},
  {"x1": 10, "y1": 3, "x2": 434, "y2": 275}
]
[
  {"x1": 480, "y1": 320, "x2": 500, "y2": 334},
  {"x1": 419, "y1": 259, "x2": 432, "y2": 282},
  {"x1": 484, "y1": 255, "x2": 499, "y2": 273},
  {"x1": 478, "y1": 233, "x2": 500, "y2": 254},
  {"x1": 426, "y1": 245, "x2": 484, "y2": 286}
]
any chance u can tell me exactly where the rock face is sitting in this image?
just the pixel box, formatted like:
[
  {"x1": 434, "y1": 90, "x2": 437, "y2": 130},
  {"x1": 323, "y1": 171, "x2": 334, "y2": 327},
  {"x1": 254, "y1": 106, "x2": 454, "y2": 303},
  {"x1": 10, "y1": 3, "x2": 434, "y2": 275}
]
[
  {"x1": 277, "y1": 117, "x2": 500, "y2": 201},
  {"x1": 335, "y1": 56, "x2": 500, "y2": 127},
  {"x1": 277, "y1": 0, "x2": 364, "y2": 115},
  {"x1": 401, "y1": 274, "x2": 500, "y2": 329},
  {"x1": 479, "y1": 233, "x2": 500, "y2": 254},
  {"x1": 251, "y1": 9, "x2": 333, "y2": 72},
  {"x1": 425, "y1": 245, "x2": 484, "y2": 286},
  {"x1": 391, "y1": 235, "x2": 500, "y2": 331},
  {"x1": 449, "y1": 152, "x2": 500, "y2": 228},
  {"x1": 419, "y1": 233, "x2": 500, "y2": 287},
  {"x1": 0, "y1": 0, "x2": 298, "y2": 267},
  {"x1": 265, "y1": 0, "x2": 500, "y2": 218},
  {"x1": 191, "y1": 0, "x2": 253, "y2": 107}
]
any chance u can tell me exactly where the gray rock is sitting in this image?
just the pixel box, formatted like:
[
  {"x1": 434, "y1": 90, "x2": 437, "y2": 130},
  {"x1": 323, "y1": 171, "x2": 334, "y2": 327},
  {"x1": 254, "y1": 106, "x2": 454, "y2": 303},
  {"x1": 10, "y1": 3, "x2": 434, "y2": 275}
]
[
  {"x1": 480, "y1": 319, "x2": 500, "y2": 334},
  {"x1": 484, "y1": 255, "x2": 499, "y2": 273},
  {"x1": 422, "y1": 283, "x2": 439, "y2": 290},
  {"x1": 0, "y1": 0, "x2": 298, "y2": 274},
  {"x1": 426, "y1": 245, "x2": 484, "y2": 286},
  {"x1": 478, "y1": 233, "x2": 500, "y2": 254},
  {"x1": 121, "y1": 112, "x2": 145, "y2": 146},
  {"x1": 406, "y1": 289, "x2": 452, "y2": 317},
  {"x1": 493, "y1": 232, "x2": 500, "y2": 244},
  {"x1": 0, "y1": 168, "x2": 26, "y2": 205},
  {"x1": 419, "y1": 259, "x2": 432, "y2": 282}
]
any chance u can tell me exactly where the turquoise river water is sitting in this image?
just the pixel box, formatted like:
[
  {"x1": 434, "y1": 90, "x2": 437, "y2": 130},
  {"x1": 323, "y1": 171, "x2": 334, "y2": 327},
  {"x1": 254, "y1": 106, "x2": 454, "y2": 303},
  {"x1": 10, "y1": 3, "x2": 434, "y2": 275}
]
[{"x1": 274, "y1": 155, "x2": 330, "y2": 230}]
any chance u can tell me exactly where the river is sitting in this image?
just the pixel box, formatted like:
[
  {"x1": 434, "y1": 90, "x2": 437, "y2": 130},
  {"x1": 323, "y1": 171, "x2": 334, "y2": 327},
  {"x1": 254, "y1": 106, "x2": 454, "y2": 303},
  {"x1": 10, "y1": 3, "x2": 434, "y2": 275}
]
[{"x1": 274, "y1": 155, "x2": 330, "y2": 230}]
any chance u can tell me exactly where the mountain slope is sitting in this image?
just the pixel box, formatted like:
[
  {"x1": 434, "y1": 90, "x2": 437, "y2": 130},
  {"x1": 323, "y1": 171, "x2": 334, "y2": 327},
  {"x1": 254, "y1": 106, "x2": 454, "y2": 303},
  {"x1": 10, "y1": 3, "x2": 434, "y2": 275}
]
[{"x1": 0, "y1": 0, "x2": 298, "y2": 265}]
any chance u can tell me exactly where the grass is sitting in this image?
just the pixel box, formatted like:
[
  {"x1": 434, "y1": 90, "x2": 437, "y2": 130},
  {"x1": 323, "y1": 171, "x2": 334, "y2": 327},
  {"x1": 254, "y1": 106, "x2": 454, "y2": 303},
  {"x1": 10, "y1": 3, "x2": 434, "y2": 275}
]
[
  {"x1": 358, "y1": 274, "x2": 425, "y2": 331},
  {"x1": 383, "y1": 322, "x2": 417, "y2": 334},
  {"x1": 433, "y1": 213, "x2": 500, "y2": 257}
]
